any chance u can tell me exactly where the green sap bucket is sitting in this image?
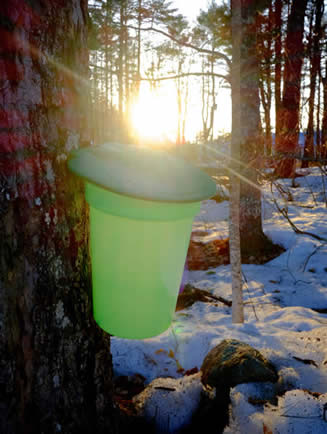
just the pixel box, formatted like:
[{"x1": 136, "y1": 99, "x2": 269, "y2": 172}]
[
  {"x1": 86, "y1": 182, "x2": 200, "y2": 339},
  {"x1": 69, "y1": 143, "x2": 216, "y2": 339}
]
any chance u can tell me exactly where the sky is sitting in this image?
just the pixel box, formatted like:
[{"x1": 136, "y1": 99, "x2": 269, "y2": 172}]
[
  {"x1": 132, "y1": 0, "x2": 232, "y2": 143},
  {"x1": 172, "y1": 0, "x2": 211, "y2": 23},
  {"x1": 172, "y1": 0, "x2": 232, "y2": 139},
  {"x1": 173, "y1": 0, "x2": 232, "y2": 139}
]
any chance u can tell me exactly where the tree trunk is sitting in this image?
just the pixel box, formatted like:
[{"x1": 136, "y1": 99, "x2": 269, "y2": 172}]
[
  {"x1": 258, "y1": 3, "x2": 273, "y2": 156},
  {"x1": 176, "y1": 61, "x2": 183, "y2": 145},
  {"x1": 322, "y1": 57, "x2": 327, "y2": 159},
  {"x1": 124, "y1": 11, "x2": 130, "y2": 129},
  {"x1": 316, "y1": 73, "x2": 321, "y2": 155},
  {"x1": 118, "y1": 1, "x2": 125, "y2": 121},
  {"x1": 274, "y1": 0, "x2": 282, "y2": 138},
  {"x1": 237, "y1": 2, "x2": 269, "y2": 260},
  {"x1": 182, "y1": 73, "x2": 189, "y2": 145},
  {"x1": 136, "y1": 0, "x2": 142, "y2": 98},
  {"x1": 208, "y1": 51, "x2": 216, "y2": 143},
  {"x1": 201, "y1": 61, "x2": 210, "y2": 143},
  {"x1": 0, "y1": 1, "x2": 119, "y2": 433},
  {"x1": 230, "y1": 0, "x2": 243, "y2": 323},
  {"x1": 274, "y1": 0, "x2": 308, "y2": 177},
  {"x1": 302, "y1": 0, "x2": 324, "y2": 168}
]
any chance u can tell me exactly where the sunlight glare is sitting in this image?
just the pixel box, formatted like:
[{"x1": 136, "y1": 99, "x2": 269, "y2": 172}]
[{"x1": 130, "y1": 83, "x2": 178, "y2": 146}]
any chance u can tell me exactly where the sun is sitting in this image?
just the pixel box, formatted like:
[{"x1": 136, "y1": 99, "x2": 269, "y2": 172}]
[
  {"x1": 129, "y1": 80, "x2": 232, "y2": 146},
  {"x1": 130, "y1": 82, "x2": 178, "y2": 146}
]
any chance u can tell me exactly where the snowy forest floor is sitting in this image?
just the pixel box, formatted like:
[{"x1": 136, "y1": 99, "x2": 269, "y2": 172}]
[{"x1": 112, "y1": 166, "x2": 327, "y2": 433}]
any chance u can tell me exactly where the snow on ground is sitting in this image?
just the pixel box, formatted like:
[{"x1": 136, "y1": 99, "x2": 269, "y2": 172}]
[{"x1": 111, "y1": 167, "x2": 327, "y2": 433}]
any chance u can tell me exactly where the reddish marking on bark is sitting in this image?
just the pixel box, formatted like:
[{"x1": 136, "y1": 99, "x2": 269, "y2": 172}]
[
  {"x1": 0, "y1": 158, "x2": 19, "y2": 177},
  {"x1": 0, "y1": 154, "x2": 50, "y2": 200},
  {"x1": 0, "y1": 133, "x2": 40, "y2": 152},
  {"x1": 17, "y1": 180, "x2": 35, "y2": 201},
  {"x1": 0, "y1": 155, "x2": 38, "y2": 177},
  {"x1": 0, "y1": 1, "x2": 41, "y2": 31},
  {"x1": 0, "y1": 133, "x2": 25, "y2": 152},
  {"x1": 20, "y1": 156, "x2": 41, "y2": 178},
  {"x1": 0, "y1": 29, "x2": 42, "y2": 63},
  {"x1": 275, "y1": 136, "x2": 299, "y2": 154},
  {"x1": 18, "y1": 177, "x2": 48, "y2": 201},
  {"x1": 0, "y1": 110, "x2": 28, "y2": 129},
  {"x1": 0, "y1": 29, "x2": 26, "y2": 54},
  {"x1": 0, "y1": 58, "x2": 25, "y2": 81}
]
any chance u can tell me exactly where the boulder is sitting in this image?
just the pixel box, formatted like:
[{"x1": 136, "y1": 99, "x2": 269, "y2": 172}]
[
  {"x1": 201, "y1": 339, "x2": 278, "y2": 390},
  {"x1": 133, "y1": 373, "x2": 203, "y2": 433}
]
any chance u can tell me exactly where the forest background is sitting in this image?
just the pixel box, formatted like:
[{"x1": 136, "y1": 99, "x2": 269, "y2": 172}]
[
  {"x1": 1, "y1": 0, "x2": 327, "y2": 433},
  {"x1": 88, "y1": 0, "x2": 327, "y2": 174}
]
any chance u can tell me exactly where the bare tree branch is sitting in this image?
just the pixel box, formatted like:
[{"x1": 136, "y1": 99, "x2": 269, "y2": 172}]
[
  {"x1": 89, "y1": 63, "x2": 230, "y2": 84},
  {"x1": 123, "y1": 24, "x2": 232, "y2": 68},
  {"x1": 139, "y1": 71, "x2": 230, "y2": 84},
  {"x1": 270, "y1": 182, "x2": 327, "y2": 242}
]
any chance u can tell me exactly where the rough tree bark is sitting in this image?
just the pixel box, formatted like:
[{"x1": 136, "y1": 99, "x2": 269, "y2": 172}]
[
  {"x1": 237, "y1": 1, "x2": 275, "y2": 261},
  {"x1": 0, "y1": 1, "x2": 119, "y2": 433},
  {"x1": 274, "y1": 0, "x2": 308, "y2": 178},
  {"x1": 302, "y1": 0, "x2": 324, "y2": 168},
  {"x1": 258, "y1": 2, "x2": 273, "y2": 156}
]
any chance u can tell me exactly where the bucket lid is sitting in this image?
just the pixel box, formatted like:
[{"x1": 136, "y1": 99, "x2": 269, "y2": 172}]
[{"x1": 68, "y1": 143, "x2": 216, "y2": 203}]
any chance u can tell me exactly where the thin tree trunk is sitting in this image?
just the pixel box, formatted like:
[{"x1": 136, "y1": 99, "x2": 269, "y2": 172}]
[
  {"x1": 274, "y1": 0, "x2": 282, "y2": 139},
  {"x1": 124, "y1": 10, "x2": 130, "y2": 128},
  {"x1": 176, "y1": 61, "x2": 183, "y2": 145},
  {"x1": 322, "y1": 67, "x2": 327, "y2": 159},
  {"x1": 93, "y1": 49, "x2": 99, "y2": 143},
  {"x1": 258, "y1": 5, "x2": 273, "y2": 157},
  {"x1": 0, "y1": 1, "x2": 118, "y2": 432},
  {"x1": 302, "y1": 0, "x2": 324, "y2": 168},
  {"x1": 265, "y1": 3, "x2": 273, "y2": 155},
  {"x1": 118, "y1": 1, "x2": 125, "y2": 120},
  {"x1": 104, "y1": 0, "x2": 110, "y2": 110},
  {"x1": 201, "y1": 63, "x2": 209, "y2": 143},
  {"x1": 322, "y1": 56, "x2": 327, "y2": 158},
  {"x1": 182, "y1": 73, "x2": 189, "y2": 144},
  {"x1": 208, "y1": 48, "x2": 216, "y2": 142},
  {"x1": 275, "y1": 0, "x2": 308, "y2": 177},
  {"x1": 230, "y1": 0, "x2": 243, "y2": 324},
  {"x1": 136, "y1": 0, "x2": 142, "y2": 98},
  {"x1": 259, "y1": 75, "x2": 271, "y2": 156},
  {"x1": 316, "y1": 74, "x2": 321, "y2": 155}
]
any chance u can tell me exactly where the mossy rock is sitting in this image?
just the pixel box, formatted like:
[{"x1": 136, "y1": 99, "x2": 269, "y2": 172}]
[{"x1": 201, "y1": 339, "x2": 278, "y2": 390}]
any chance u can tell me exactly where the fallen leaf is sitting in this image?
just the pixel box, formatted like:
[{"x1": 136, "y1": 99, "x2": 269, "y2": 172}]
[
  {"x1": 155, "y1": 349, "x2": 167, "y2": 355},
  {"x1": 168, "y1": 349, "x2": 175, "y2": 359}
]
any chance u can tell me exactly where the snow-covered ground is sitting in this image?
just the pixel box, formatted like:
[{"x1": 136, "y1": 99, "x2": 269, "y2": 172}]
[{"x1": 111, "y1": 167, "x2": 327, "y2": 433}]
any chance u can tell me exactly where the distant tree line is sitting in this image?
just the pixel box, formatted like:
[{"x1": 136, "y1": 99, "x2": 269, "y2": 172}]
[{"x1": 88, "y1": 0, "x2": 327, "y2": 178}]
